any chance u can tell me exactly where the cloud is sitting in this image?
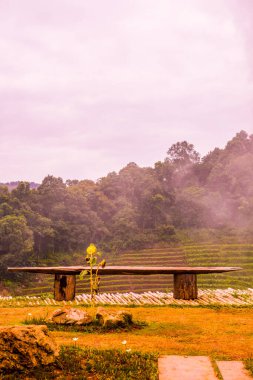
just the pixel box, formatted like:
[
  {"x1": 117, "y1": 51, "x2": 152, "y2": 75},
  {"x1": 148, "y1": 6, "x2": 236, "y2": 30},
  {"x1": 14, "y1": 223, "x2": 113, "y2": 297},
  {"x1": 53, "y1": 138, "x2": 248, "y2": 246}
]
[{"x1": 0, "y1": 0, "x2": 252, "y2": 182}]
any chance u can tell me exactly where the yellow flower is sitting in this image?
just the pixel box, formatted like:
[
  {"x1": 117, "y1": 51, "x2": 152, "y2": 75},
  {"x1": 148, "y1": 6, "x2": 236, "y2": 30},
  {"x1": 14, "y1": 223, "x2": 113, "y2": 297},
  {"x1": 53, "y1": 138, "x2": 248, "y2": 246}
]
[{"x1": 86, "y1": 243, "x2": 97, "y2": 255}]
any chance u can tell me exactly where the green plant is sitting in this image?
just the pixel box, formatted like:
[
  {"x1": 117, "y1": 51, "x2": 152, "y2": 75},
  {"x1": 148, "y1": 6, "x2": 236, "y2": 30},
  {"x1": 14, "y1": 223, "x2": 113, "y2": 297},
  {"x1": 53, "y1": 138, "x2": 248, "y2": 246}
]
[
  {"x1": 245, "y1": 358, "x2": 253, "y2": 376},
  {"x1": 80, "y1": 243, "x2": 106, "y2": 305},
  {"x1": 59, "y1": 347, "x2": 158, "y2": 380}
]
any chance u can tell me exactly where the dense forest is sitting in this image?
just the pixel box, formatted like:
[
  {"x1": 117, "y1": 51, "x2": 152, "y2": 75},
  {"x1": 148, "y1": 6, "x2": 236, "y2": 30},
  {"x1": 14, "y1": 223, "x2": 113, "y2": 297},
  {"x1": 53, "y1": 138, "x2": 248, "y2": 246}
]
[{"x1": 1, "y1": 131, "x2": 253, "y2": 281}]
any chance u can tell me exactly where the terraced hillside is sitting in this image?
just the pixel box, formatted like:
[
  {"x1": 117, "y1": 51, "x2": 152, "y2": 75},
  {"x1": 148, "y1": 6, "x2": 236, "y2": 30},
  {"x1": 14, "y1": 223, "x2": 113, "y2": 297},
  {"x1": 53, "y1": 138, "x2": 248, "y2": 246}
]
[
  {"x1": 21, "y1": 247, "x2": 186, "y2": 296},
  {"x1": 184, "y1": 244, "x2": 253, "y2": 289},
  {"x1": 20, "y1": 244, "x2": 253, "y2": 296}
]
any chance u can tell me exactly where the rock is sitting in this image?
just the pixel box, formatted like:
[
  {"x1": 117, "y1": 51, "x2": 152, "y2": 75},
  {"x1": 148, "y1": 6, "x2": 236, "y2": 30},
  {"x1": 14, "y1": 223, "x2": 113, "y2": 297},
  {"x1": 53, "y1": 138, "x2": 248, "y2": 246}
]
[
  {"x1": 48, "y1": 307, "x2": 93, "y2": 325},
  {"x1": 96, "y1": 307, "x2": 133, "y2": 328},
  {"x1": 0, "y1": 325, "x2": 58, "y2": 373}
]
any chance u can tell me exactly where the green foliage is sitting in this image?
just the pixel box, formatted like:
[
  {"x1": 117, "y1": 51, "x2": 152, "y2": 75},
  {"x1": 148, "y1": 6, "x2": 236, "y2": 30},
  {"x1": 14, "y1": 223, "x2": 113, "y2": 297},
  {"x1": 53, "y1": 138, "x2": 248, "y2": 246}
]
[
  {"x1": 245, "y1": 358, "x2": 253, "y2": 377},
  {"x1": 58, "y1": 347, "x2": 158, "y2": 380},
  {"x1": 1, "y1": 346, "x2": 158, "y2": 379},
  {"x1": 0, "y1": 215, "x2": 34, "y2": 279},
  {"x1": 166, "y1": 140, "x2": 200, "y2": 166},
  {"x1": 0, "y1": 215, "x2": 33, "y2": 255},
  {"x1": 156, "y1": 224, "x2": 176, "y2": 241}
]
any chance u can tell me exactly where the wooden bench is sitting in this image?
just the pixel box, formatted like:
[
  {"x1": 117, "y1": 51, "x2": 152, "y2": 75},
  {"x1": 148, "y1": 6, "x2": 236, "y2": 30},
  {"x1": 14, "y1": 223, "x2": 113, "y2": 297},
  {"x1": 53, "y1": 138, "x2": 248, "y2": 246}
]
[{"x1": 8, "y1": 266, "x2": 242, "y2": 301}]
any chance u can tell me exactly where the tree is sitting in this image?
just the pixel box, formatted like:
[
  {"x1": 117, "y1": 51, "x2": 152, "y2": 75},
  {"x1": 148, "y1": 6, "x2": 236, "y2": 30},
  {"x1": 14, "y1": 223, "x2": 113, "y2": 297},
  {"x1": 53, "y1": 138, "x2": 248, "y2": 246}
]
[
  {"x1": 166, "y1": 141, "x2": 200, "y2": 166},
  {"x1": 28, "y1": 214, "x2": 55, "y2": 263},
  {"x1": 172, "y1": 196, "x2": 210, "y2": 228},
  {"x1": 225, "y1": 130, "x2": 250, "y2": 155},
  {"x1": 0, "y1": 186, "x2": 10, "y2": 204},
  {"x1": 37, "y1": 176, "x2": 66, "y2": 216},
  {"x1": 0, "y1": 186, "x2": 13, "y2": 217},
  {"x1": 98, "y1": 172, "x2": 121, "y2": 200},
  {"x1": 0, "y1": 215, "x2": 34, "y2": 278},
  {"x1": 0, "y1": 215, "x2": 33, "y2": 255},
  {"x1": 12, "y1": 182, "x2": 31, "y2": 202}
]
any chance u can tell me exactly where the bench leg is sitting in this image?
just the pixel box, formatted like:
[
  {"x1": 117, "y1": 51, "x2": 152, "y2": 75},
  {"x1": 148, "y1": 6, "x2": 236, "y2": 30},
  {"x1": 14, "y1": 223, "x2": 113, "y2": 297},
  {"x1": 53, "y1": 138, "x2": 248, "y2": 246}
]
[
  {"x1": 173, "y1": 274, "x2": 198, "y2": 300},
  {"x1": 54, "y1": 274, "x2": 76, "y2": 301}
]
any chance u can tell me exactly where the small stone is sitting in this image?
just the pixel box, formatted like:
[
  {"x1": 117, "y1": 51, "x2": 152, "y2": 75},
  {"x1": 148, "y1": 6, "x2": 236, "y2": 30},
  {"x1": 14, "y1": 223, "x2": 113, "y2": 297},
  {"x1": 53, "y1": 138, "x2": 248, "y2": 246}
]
[
  {"x1": 0, "y1": 325, "x2": 58, "y2": 373},
  {"x1": 96, "y1": 307, "x2": 133, "y2": 328},
  {"x1": 48, "y1": 308, "x2": 92, "y2": 325}
]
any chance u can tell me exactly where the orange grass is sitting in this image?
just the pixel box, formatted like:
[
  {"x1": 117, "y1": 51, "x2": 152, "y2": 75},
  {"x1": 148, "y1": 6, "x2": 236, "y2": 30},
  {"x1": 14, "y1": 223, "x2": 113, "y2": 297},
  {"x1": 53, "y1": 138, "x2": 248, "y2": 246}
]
[{"x1": 0, "y1": 306, "x2": 252, "y2": 360}]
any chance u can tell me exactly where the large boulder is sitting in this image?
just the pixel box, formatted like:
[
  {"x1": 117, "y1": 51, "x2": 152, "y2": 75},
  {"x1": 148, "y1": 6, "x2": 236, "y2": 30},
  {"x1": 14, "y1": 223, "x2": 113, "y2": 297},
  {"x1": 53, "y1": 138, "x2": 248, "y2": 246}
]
[
  {"x1": 48, "y1": 307, "x2": 93, "y2": 325},
  {"x1": 96, "y1": 307, "x2": 133, "y2": 328},
  {"x1": 0, "y1": 325, "x2": 58, "y2": 372}
]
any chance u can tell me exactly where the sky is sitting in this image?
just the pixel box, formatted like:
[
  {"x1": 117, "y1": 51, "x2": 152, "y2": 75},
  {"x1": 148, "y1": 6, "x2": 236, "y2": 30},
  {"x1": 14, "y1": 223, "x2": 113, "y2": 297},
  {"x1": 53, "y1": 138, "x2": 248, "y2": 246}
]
[{"x1": 0, "y1": 0, "x2": 253, "y2": 183}]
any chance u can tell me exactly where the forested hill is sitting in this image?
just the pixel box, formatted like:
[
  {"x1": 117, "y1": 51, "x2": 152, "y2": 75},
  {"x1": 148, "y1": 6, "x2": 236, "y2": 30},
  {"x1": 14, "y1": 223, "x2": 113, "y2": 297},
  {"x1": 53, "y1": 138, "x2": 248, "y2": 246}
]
[
  {"x1": 0, "y1": 130, "x2": 253, "y2": 277},
  {"x1": 0, "y1": 182, "x2": 40, "y2": 191}
]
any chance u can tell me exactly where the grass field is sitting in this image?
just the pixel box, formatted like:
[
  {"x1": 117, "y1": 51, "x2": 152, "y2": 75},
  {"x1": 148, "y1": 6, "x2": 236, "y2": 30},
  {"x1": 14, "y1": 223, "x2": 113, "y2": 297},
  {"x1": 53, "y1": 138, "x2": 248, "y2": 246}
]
[
  {"x1": 0, "y1": 305, "x2": 252, "y2": 360},
  {"x1": 19, "y1": 244, "x2": 253, "y2": 297}
]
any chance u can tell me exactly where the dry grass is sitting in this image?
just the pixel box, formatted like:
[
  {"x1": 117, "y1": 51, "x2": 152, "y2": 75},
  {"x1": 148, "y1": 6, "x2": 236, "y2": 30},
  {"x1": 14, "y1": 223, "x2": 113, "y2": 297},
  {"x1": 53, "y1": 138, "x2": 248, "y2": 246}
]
[{"x1": 0, "y1": 306, "x2": 252, "y2": 360}]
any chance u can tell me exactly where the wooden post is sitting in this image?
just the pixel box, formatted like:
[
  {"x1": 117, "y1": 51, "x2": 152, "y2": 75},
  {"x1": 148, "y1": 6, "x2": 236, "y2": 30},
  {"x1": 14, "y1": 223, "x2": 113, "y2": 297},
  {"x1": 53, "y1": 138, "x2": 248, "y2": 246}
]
[
  {"x1": 173, "y1": 274, "x2": 198, "y2": 300},
  {"x1": 54, "y1": 274, "x2": 76, "y2": 301}
]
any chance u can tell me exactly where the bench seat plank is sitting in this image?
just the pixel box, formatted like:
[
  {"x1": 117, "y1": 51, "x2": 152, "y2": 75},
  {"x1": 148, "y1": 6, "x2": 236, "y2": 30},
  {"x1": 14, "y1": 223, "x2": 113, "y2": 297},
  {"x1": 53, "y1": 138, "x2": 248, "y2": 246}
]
[
  {"x1": 8, "y1": 266, "x2": 241, "y2": 275},
  {"x1": 7, "y1": 266, "x2": 242, "y2": 301}
]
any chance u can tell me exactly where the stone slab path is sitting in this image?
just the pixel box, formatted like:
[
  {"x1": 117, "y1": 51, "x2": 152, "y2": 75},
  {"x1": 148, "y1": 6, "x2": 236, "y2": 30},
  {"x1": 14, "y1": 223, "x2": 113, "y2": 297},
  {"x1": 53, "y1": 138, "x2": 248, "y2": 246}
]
[
  {"x1": 158, "y1": 356, "x2": 217, "y2": 380},
  {"x1": 158, "y1": 356, "x2": 253, "y2": 380},
  {"x1": 217, "y1": 361, "x2": 252, "y2": 380}
]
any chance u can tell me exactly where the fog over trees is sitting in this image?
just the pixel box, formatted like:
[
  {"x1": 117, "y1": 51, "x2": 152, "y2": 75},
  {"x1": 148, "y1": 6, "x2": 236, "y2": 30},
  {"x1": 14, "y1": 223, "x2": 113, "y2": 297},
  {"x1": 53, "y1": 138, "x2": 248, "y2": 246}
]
[{"x1": 0, "y1": 131, "x2": 253, "y2": 278}]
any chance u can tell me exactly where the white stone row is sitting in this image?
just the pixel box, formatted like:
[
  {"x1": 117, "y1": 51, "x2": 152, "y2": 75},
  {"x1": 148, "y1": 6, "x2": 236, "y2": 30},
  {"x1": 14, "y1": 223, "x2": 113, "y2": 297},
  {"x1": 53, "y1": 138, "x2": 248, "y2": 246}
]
[{"x1": 0, "y1": 288, "x2": 252, "y2": 307}]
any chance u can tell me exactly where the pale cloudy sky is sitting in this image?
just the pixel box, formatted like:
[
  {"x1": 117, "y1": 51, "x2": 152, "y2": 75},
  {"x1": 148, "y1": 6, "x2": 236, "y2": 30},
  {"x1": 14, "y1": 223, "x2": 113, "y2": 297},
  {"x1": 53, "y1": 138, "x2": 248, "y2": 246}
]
[{"x1": 0, "y1": 0, "x2": 252, "y2": 182}]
